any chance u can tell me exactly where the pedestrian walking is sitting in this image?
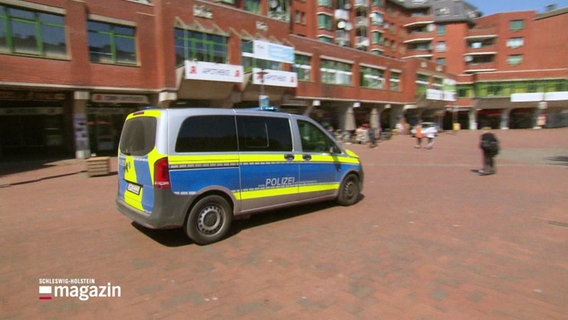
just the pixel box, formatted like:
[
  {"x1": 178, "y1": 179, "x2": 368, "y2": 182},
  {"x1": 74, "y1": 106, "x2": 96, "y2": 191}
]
[
  {"x1": 414, "y1": 121, "x2": 424, "y2": 148},
  {"x1": 424, "y1": 124, "x2": 438, "y2": 149},
  {"x1": 368, "y1": 127, "x2": 377, "y2": 148},
  {"x1": 478, "y1": 128, "x2": 499, "y2": 175}
]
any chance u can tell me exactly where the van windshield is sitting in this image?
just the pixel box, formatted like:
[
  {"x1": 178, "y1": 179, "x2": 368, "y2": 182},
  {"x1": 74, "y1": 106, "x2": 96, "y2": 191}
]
[{"x1": 119, "y1": 117, "x2": 157, "y2": 156}]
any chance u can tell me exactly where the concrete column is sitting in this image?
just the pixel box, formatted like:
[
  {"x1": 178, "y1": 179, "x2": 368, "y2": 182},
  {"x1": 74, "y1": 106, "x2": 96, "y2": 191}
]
[
  {"x1": 469, "y1": 108, "x2": 478, "y2": 130},
  {"x1": 532, "y1": 102, "x2": 548, "y2": 129},
  {"x1": 158, "y1": 91, "x2": 177, "y2": 108},
  {"x1": 73, "y1": 91, "x2": 91, "y2": 159},
  {"x1": 342, "y1": 106, "x2": 356, "y2": 131},
  {"x1": 389, "y1": 104, "x2": 404, "y2": 129},
  {"x1": 500, "y1": 108, "x2": 511, "y2": 130},
  {"x1": 369, "y1": 107, "x2": 384, "y2": 129}
]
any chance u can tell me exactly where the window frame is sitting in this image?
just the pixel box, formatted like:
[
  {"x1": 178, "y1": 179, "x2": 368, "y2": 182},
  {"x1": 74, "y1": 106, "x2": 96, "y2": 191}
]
[
  {"x1": 87, "y1": 19, "x2": 137, "y2": 66},
  {"x1": 0, "y1": 4, "x2": 67, "y2": 58}
]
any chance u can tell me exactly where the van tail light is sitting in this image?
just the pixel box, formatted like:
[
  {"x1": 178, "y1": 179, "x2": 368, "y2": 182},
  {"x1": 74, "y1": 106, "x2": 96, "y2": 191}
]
[{"x1": 154, "y1": 157, "x2": 171, "y2": 189}]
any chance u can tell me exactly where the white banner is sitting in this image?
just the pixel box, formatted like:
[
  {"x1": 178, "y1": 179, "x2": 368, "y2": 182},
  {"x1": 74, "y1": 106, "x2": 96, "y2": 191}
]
[
  {"x1": 253, "y1": 40, "x2": 294, "y2": 64},
  {"x1": 252, "y1": 68, "x2": 298, "y2": 88},
  {"x1": 185, "y1": 60, "x2": 244, "y2": 83}
]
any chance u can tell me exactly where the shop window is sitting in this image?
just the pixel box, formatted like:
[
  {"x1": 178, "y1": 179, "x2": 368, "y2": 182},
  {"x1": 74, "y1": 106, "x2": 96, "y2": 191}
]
[
  {"x1": 294, "y1": 54, "x2": 311, "y2": 81},
  {"x1": 88, "y1": 20, "x2": 137, "y2": 65},
  {"x1": 174, "y1": 28, "x2": 228, "y2": 66},
  {"x1": 0, "y1": 4, "x2": 67, "y2": 58},
  {"x1": 321, "y1": 59, "x2": 352, "y2": 86},
  {"x1": 361, "y1": 66, "x2": 385, "y2": 89}
]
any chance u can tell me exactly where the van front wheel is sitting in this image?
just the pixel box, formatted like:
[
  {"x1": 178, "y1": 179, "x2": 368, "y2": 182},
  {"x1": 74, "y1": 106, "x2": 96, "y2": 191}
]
[
  {"x1": 336, "y1": 174, "x2": 360, "y2": 206},
  {"x1": 185, "y1": 195, "x2": 233, "y2": 245}
]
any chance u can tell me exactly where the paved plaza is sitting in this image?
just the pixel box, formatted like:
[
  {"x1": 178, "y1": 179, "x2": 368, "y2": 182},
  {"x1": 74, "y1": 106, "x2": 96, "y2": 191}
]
[{"x1": 1, "y1": 128, "x2": 567, "y2": 319}]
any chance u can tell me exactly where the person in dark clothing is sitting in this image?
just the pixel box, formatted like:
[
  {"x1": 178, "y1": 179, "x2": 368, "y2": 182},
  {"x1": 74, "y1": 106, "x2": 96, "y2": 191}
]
[{"x1": 479, "y1": 128, "x2": 499, "y2": 175}]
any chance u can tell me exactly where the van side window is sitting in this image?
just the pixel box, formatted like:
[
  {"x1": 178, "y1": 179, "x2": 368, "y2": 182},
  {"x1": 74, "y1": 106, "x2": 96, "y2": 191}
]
[
  {"x1": 237, "y1": 116, "x2": 292, "y2": 152},
  {"x1": 298, "y1": 120, "x2": 339, "y2": 153},
  {"x1": 119, "y1": 117, "x2": 157, "y2": 156},
  {"x1": 176, "y1": 115, "x2": 237, "y2": 152}
]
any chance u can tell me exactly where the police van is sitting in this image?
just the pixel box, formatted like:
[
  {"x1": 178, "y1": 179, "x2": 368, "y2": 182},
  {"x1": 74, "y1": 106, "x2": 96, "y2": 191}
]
[{"x1": 116, "y1": 108, "x2": 363, "y2": 244}]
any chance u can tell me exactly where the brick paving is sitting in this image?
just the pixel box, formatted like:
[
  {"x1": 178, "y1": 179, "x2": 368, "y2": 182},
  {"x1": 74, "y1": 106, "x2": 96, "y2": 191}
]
[{"x1": 1, "y1": 128, "x2": 567, "y2": 319}]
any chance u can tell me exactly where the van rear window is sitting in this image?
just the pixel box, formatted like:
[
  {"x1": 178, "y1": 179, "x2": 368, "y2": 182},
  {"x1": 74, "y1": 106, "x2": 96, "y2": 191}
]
[
  {"x1": 176, "y1": 115, "x2": 238, "y2": 152},
  {"x1": 119, "y1": 117, "x2": 157, "y2": 156}
]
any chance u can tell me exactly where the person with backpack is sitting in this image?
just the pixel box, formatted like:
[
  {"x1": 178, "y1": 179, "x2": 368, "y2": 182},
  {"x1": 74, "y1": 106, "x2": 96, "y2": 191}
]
[{"x1": 479, "y1": 128, "x2": 499, "y2": 175}]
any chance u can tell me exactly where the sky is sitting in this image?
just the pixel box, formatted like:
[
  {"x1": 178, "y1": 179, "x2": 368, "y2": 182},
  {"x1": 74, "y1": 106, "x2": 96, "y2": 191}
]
[{"x1": 467, "y1": 0, "x2": 568, "y2": 15}]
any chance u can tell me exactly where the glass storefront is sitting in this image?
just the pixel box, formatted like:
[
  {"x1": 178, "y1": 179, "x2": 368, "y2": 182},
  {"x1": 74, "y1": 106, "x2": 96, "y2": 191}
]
[{"x1": 0, "y1": 103, "x2": 68, "y2": 159}]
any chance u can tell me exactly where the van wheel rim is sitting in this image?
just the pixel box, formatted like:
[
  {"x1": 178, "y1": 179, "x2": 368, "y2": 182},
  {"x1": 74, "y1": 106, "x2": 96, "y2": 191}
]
[
  {"x1": 197, "y1": 206, "x2": 223, "y2": 235},
  {"x1": 343, "y1": 181, "x2": 355, "y2": 199}
]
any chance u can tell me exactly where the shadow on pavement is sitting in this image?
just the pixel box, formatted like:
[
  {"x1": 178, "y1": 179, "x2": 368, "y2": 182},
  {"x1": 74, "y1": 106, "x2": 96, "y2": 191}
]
[
  {"x1": 547, "y1": 155, "x2": 568, "y2": 166},
  {"x1": 131, "y1": 196, "x2": 364, "y2": 247}
]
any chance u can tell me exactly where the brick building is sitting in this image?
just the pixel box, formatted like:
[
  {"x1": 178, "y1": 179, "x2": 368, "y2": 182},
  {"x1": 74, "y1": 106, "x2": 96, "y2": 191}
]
[{"x1": 0, "y1": 0, "x2": 566, "y2": 160}]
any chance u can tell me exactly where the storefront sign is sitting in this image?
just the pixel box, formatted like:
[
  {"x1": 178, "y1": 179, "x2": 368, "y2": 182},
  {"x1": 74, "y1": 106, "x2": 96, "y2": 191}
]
[
  {"x1": 91, "y1": 94, "x2": 149, "y2": 104},
  {"x1": 252, "y1": 68, "x2": 297, "y2": 88},
  {"x1": 253, "y1": 40, "x2": 294, "y2": 64},
  {"x1": 185, "y1": 61, "x2": 244, "y2": 83}
]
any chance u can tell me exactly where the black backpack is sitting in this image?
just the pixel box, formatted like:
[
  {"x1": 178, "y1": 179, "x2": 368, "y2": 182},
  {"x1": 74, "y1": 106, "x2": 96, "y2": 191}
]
[{"x1": 481, "y1": 133, "x2": 499, "y2": 155}]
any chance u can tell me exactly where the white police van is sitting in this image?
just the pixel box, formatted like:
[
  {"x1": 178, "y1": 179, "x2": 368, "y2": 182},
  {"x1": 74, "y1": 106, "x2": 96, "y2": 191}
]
[{"x1": 116, "y1": 108, "x2": 363, "y2": 244}]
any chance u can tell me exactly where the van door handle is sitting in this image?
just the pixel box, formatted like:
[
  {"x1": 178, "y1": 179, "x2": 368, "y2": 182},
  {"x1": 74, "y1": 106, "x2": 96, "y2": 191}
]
[
  {"x1": 284, "y1": 154, "x2": 295, "y2": 161},
  {"x1": 303, "y1": 154, "x2": 312, "y2": 161}
]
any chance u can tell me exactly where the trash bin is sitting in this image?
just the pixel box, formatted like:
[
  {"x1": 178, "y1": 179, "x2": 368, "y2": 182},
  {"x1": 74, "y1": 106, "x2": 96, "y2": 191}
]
[{"x1": 86, "y1": 157, "x2": 110, "y2": 177}]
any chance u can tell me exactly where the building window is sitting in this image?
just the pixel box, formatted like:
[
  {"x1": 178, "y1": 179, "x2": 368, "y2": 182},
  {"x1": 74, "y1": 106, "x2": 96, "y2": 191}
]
[
  {"x1": 509, "y1": 19, "x2": 525, "y2": 31},
  {"x1": 0, "y1": 4, "x2": 67, "y2": 58},
  {"x1": 174, "y1": 28, "x2": 228, "y2": 66},
  {"x1": 370, "y1": 11, "x2": 384, "y2": 26},
  {"x1": 457, "y1": 85, "x2": 472, "y2": 98},
  {"x1": 389, "y1": 71, "x2": 401, "y2": 91},
  {"x1": 360, "y1": 66, "x2": 385, "y2": 89},
  {"x1": 435, "y1": 41, "x2": 446, "y2": 52},
  {"x1": 371, "y1": 31, "x2": 383, "y2": 45},
  {"x1": 294, "y1": 54, "x2": 311, "y2": 81},
  {"x1": 507, "y1": 37, "x2": 524, "y2": 49},
  {"x1": 372, "y1": 0, "x2": 384, "y2": 7},
  {"x1": 244, "y1": 0, "x2": 261, "y2": 14},
  {"x1": 416, "y1": 73, "x2": 429, "y2": 95},
  {"x1": 321, "y1": 59, "x2": 352, "y2": 86},
  {"x1": 241, "y1": 40, "x2": 282, "y2": 73},
  {"x1": 437, "y1": 24, "x2": 446, "y2": 36},
  {"x1": 317, "y1": 0, "x2": 332, "y2": 7},
  {"x1": 317, "y1": 13, "x2": 333, "y2": 30},
  {"x1": 88, "y1": 20, "x2": 137, "y2": 65},
  {"x1": 436, "y1": 57, "x2": 446, "y2": 65},
  {"x1": 507, "y1": 54, "x2": 523, "y2": 66}
]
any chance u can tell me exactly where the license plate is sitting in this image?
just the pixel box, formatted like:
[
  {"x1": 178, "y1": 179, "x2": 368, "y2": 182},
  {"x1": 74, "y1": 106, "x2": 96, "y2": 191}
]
[{"x1": 127, "y1": 183, "x2": 141, "y2": 195}]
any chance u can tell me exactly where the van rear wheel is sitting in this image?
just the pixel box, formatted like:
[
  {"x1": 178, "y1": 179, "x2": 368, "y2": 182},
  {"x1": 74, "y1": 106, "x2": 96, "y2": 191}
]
[
  {"x1": 336, "y1": 174, "x2": 360, "y2": 206},
  {"x1": 185, "y1": 195, "x2": 233, "y2": 245}
]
